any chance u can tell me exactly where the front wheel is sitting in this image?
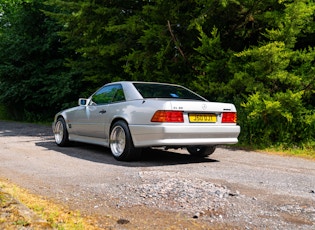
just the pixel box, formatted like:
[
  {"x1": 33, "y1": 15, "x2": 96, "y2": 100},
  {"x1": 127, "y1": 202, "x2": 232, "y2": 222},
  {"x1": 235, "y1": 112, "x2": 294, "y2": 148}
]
[
  {"x1": 187, "y1": 146, "x2": 216, "y2": 157},
  {"x1": 110, "y1": 121, "x2": 141, "y2": 161},
  {"x1": 54, "y1": 117, "x2": 70, "y2": 146}
]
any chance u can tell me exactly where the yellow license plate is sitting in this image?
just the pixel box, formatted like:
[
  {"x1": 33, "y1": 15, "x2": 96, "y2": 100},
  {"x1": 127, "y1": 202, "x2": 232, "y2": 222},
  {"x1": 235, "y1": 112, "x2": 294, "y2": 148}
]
[{"x1": 189, "y1": 114, "x2": 217, "y2": 123}]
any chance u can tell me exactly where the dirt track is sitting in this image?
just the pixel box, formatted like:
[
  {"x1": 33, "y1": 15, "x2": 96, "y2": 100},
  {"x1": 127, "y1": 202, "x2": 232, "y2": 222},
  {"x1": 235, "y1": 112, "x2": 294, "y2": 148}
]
[{"x1": 0, "y1": 121, "x2": 315, "y2": 229}]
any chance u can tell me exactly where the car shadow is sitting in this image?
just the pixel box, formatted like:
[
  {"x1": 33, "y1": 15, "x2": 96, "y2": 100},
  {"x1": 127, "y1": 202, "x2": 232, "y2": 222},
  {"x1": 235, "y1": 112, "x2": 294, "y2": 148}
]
[
  {"x1": 36, "y1": 138, "x2": 219, "y2": 167},
  {"x1": 1, "y1": 121, "x2": 219, "y2": 166}
]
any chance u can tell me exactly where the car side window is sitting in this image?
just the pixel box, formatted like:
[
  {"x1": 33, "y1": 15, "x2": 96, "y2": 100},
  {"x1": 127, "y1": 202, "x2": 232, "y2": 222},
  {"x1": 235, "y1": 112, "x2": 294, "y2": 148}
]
[
  {"x1": 90, "y1": 84, "x2": 125, "y2": 105},
  {"x1": 112, "y1": 87, "x2": 125, "y2": 102}
]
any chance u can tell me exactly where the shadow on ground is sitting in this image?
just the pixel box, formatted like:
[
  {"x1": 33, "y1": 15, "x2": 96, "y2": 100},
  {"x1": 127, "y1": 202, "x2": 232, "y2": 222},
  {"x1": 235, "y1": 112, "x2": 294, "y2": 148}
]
[{"x1": 0, "y1": 120, "x2": 219, "y2": 167}]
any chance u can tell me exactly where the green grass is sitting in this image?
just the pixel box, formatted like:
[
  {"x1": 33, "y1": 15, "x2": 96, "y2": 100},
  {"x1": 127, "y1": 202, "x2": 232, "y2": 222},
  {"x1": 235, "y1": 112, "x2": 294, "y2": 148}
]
[
  {"x1": 264, "y1": 144, "x2": 315, "y2": 159},
  {"x1": 235, "y1": 142, "x2": 315, "y2": 160}
]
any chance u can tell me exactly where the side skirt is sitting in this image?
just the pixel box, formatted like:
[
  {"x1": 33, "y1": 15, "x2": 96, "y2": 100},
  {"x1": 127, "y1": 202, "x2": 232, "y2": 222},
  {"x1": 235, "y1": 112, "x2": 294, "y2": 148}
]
[{"x1": 69, "y1": 134, "x2": 109, "y2": 147}]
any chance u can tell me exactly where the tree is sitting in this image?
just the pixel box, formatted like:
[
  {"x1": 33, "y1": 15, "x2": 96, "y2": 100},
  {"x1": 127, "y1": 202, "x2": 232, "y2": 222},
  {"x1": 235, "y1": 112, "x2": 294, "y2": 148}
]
[
  {"x1": 189, "y1": 0, "x2": 285, "y2": 101},
  {"x1": 228, "y1": 0, "x2": 315, "y2": 147},
  {"x1": 45, "y1": 0, "x2": 148, "y2": 95},
  {"x1": 1, "y1": 0, "x2": 314, "y2": 150},
  {"x1": 182, "y1": 0, "x2": 315, "y2": 148},
  {"x1": 46, "y1": 0, "x2": 209, "y2": 90},
  {"x1": 0, "y1": 0, "x2": 74, "y2": 121}
]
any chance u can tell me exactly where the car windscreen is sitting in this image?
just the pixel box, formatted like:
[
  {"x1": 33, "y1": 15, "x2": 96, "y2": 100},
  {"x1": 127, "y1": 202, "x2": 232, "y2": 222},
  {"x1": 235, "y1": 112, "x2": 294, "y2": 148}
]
[{"x1": 133, "y1": 83, "x2": 206, "y2": 101}]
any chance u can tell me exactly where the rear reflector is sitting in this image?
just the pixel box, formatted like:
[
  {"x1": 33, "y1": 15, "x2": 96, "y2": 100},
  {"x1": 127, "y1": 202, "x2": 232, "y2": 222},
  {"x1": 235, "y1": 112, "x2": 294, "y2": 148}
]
[
  {"x1": 151, "y1": 110, "x2": 184, "y2": 122},
  {"x1": 222, "y1": 112, "x2": 237, "y2": 123}
]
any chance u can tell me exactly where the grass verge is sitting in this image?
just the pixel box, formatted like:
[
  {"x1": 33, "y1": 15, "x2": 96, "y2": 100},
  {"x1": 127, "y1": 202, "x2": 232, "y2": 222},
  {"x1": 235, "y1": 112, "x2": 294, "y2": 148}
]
[
  {"x1": 0, "y1": 179, "x2": 101, "y2": 230},
  {"x1": 235, "y1": 143, "x2": 315, "y2": 160},
  {"x1": 262, "y1": 145, "x2": 315, "y2": 160}
]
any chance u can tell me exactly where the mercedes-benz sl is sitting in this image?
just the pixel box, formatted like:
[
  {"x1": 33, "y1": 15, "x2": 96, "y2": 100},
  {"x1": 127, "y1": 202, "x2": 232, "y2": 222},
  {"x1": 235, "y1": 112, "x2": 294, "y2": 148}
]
[{"x1": 52, "y1": 81, "x2": 240, "y2": 161}]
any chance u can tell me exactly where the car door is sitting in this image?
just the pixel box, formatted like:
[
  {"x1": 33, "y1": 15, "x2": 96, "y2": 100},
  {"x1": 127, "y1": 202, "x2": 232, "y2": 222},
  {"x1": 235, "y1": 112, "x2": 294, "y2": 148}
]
[{"x1": 74, "y1": 84, "x2": 123, "y2": 139}]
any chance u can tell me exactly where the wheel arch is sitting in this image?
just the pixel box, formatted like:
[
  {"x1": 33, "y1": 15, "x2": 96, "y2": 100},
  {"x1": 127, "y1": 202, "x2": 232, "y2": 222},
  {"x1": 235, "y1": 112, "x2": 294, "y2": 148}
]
[
  {"x1": 53, "y1": 115, "x2": 70, "y2": 146},
  {"x1": 110, "y1": 117, "x2": 129, "y2": 131},
  {"x1": 109, "y1": 117, "x2": 138, "y2": 147},
  {"x1": 109, "y1": 118, "x2": 142, "y2": 161},
  {"x1": 54, "y1": 114, "x2": 69, "y2": 132}
]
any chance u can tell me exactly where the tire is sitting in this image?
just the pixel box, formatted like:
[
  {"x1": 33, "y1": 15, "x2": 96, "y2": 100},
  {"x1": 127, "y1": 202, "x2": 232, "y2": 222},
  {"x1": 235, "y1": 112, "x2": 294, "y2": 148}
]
[
  {"x1": 110, "y1": 121, "x2": 142, "y2": 161},
  {"x1": 54, "y1": 117, "x2": 70, "y2": 147},
  {"x1": 187, "y1": 145, "x2": 216, "y2": 157}
]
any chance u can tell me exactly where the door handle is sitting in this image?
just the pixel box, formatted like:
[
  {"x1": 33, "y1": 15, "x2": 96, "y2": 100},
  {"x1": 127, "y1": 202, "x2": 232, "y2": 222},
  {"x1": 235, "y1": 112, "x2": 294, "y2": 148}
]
[{"x1": 99, "y1": 110, "x2": 106, "y2": 114}]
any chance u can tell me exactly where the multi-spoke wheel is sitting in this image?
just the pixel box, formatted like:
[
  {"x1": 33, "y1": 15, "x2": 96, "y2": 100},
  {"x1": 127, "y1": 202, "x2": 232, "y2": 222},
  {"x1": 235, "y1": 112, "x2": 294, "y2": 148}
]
[
  {"x1": 187, "y1": 145, "x2": 216, "y2": 157},
  {"x1": 110, "y1": 121, "x2": 141, "y2": 161},
  {"x1": 54, "y1": 117, "x2": 69, "y2": 146}
]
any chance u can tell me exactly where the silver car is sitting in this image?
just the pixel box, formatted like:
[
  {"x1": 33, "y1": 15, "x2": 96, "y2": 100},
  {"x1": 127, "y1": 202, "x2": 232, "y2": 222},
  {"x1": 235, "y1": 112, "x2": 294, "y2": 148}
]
[{"x1": 52, "y1": 81, "x2": 240, "y2": 161}]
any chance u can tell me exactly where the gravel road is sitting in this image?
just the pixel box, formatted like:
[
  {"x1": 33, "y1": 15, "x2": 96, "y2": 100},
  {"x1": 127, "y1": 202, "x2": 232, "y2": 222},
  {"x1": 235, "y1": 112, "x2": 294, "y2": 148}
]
[{"x1": 0, "y1": 121, "x2": 315, "y2": 229}]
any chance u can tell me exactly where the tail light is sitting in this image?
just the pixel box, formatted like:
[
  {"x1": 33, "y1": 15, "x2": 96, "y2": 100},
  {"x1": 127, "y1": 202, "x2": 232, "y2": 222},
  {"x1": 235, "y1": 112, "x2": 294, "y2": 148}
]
[
  {"x1": 151, "y1": 110, "x2": 184, "y2": 122},
  {"x1": 222, "y1": 112, "x2": 237, "y2": 123}
]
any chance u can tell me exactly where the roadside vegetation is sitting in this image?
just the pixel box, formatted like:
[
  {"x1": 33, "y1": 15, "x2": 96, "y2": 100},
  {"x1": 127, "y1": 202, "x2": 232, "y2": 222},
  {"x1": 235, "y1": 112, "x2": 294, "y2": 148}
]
[
  {"x1": 0, "y1": 0, "x2": 314, "y2": 156},
  {"x1": 236, "y1": 143, "x2": 315, "y2": 160},
  {"x1": 0, "y1": 180, "x2": 101, "y2": 229}
]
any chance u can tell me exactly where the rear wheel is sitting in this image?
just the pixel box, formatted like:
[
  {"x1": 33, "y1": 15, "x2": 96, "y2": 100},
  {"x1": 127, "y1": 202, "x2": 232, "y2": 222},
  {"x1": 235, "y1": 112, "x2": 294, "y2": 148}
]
[
  {"x1": 54, "y1": 117, "x2": 69, "y2": 146},
  {"x1": 187, "y1": 146, "x2": 216, "y2": 157},
  {"x1": 110, "y1": 121, "x2": 142, "y2": 161}
]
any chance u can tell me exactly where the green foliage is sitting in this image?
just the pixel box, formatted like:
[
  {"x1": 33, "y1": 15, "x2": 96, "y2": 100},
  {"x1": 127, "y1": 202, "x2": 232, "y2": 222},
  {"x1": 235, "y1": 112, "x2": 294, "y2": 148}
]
[
  {"x1": 228, "y1": 0, "x2": 315, "y2": 148},
  {"x1": 239, "y1": 91, "x2": 314, "y2": 146},
  {"x1": 121, "y1": 1, "x2": 199, "y2": 84},
  {"x1": 0, "y1": 105, "x2": 9, "y2": 120},
  {"x1": 0, "y1": 0, "x2": 76, "y2": 121},
  {"x1": 190, "y1": 25, "x2": 232, "y2": 101},
  {"x1": 45, "y1": 0, "x2": 144, "y2": 94},
  {"x1": 186, "y1": 0, "x2": 315, "y2": 148},
  {"x1": 0, "y1": 0, "x2": 314, "y2": 151}
]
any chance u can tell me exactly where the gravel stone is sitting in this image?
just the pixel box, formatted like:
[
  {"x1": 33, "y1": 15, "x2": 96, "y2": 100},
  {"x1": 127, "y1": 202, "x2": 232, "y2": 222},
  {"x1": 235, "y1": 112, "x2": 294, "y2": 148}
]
[{"x1": 115, "y1": 171, "x2": 231, "y2": 215}]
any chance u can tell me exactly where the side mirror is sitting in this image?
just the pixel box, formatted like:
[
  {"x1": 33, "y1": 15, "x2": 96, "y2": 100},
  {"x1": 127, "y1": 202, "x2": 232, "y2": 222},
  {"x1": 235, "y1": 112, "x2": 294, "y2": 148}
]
[{"x1": 78, "y1": 98, "x2": 87, "y2": 106}]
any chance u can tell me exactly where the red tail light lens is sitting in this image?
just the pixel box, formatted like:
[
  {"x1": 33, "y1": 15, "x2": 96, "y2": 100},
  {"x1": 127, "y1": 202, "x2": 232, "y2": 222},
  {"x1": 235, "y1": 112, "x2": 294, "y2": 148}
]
[
  {"x1": 151, "y1": 110, "x2": 184, "y2": 122},
  {"x1": 222, "y1": 112, "x2": 237, "y2": 123}
]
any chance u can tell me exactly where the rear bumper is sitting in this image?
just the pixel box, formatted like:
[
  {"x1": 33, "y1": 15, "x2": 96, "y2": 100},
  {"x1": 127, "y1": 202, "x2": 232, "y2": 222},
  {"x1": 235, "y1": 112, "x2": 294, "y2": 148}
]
[{"x1": 129, "y1": 124, "x2": 240, "y2": 147}]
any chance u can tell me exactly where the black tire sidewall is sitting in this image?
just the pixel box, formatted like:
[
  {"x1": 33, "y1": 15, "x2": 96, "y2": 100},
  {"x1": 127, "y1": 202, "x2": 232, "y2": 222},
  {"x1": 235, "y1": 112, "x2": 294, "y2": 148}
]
[
  {"x1": 56, "y1": 117, "x2": 69, "y2": 146},
  {"x1": 187, "y1": 146, "x2": 216, "y2": 157},
  {"x1": 110, "y1": 121, "x2": 141, "y2": 161}
]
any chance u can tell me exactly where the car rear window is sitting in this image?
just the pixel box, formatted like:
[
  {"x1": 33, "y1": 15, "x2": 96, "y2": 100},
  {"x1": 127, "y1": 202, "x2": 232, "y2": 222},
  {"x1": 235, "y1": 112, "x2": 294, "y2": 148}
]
[{"x1": 133, "y1": 83, "x2": 205, "y2": 101}]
